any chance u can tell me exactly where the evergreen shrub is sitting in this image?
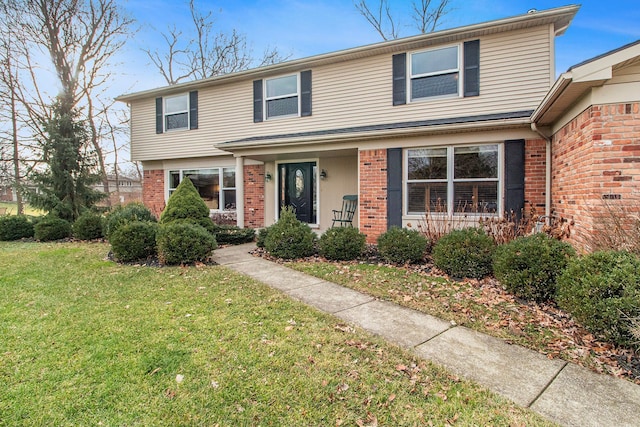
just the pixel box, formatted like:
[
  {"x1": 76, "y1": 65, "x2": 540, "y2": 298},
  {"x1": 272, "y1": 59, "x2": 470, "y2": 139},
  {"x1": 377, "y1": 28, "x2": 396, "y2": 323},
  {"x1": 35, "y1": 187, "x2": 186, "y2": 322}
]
[
  {"x1": 264, "y1": 207, "x2": 317, "y2": 259},
  {"x1": 72, "y1": 211, "x2": 104, "y2": 240},
  {"x1": 213, "y1": 224, "x2": 255, "y2": 245},
  {"x1": 110, "y1": 221, "x2": 158, "y2": 263},
  {"x1": 256, "y1": 226, "x2": 270, "y2": 248},
  {"x1": 0, "y1": 215, "x2": 34, "y2": 241},
  {"x1": 104, "y1": 203, "x2": 156, "y2": 239},
  {"x1": 432, "y1": 227, "x2": 495, "y2": 279},
  {"x1": 493, "y1": 233, "x2": 576, "y2": 302},
  {"x1": 157, "y1": 222, "x2": 217, "y2": 265},
  {"x1": 556, "y1": 250, "x2": 640, "y2": 347},
  {"x1": 319, "y1": 226, "x2": 366, "y2": 261},
  {"x1": 34, "y1": 217, "x2": 72, "y2": 241},
  {"x1": 160, "y1": 177, "x2": 215, "y2": 233},
  {"x1": 377, "y1": 226, "x2": 427, "y2": 264}
]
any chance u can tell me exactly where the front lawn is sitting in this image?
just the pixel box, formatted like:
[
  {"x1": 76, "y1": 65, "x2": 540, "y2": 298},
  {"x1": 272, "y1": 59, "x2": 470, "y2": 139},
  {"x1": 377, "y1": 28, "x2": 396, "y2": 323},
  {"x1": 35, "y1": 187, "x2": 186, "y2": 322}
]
[{"x1": 0, "y1": 242, "x2": 553, "y2": 426}]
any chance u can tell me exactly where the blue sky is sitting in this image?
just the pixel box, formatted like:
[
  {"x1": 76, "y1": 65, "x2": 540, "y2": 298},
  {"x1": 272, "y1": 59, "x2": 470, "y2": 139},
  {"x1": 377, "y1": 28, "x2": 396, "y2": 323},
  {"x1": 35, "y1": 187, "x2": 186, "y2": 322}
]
[{"x1": 118, "y1": 0, "x2": 640, "y2": 93}]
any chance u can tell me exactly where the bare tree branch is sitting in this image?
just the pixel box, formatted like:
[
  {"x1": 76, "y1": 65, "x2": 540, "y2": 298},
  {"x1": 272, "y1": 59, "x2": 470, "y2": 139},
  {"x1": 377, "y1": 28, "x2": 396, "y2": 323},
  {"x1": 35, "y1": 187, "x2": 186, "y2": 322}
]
[{"x1": 354, "y1": 0, "x2": 397, "y2": 41}]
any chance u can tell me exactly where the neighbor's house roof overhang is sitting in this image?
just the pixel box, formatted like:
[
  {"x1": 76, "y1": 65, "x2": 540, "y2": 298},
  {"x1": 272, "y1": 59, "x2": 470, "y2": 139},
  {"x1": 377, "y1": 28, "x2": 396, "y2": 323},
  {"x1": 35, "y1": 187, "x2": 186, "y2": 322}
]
[
  {"x1": 532, "y1": 39, "x2": 640, "y2": 127},
  {"x1": 116, "y1": 5, "x2": 579, "y2": 103}
]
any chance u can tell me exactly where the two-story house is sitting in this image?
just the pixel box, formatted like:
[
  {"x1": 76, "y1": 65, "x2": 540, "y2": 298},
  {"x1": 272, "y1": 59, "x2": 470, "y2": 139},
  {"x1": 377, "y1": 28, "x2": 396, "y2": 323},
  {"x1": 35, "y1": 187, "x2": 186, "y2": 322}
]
[{"x1": 117, "y1": 5, "x2": 640, "y2": 250}]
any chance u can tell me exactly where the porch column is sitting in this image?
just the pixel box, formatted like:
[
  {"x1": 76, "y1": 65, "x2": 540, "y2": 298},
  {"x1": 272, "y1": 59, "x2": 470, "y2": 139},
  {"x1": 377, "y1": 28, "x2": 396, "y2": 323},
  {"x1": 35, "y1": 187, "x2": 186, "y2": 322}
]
[{"x1": 235, "y1": 156, "x2": 245, "y2": 228}]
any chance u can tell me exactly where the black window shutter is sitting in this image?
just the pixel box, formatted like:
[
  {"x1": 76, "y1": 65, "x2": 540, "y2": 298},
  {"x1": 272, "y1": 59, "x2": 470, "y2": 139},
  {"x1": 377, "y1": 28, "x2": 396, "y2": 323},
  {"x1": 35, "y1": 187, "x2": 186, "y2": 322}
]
[
  {"x1": 387, "y1": 148, "x2": 403, "y2": 228},
  {"x1": 463, "y1": 40, "x2": 480, "y2": 97},
  {"x1": 504, "y1": 139, "x2": 525, "y2": 220},
  {"x1": 392, "y1": 53, "x2": 406, "y2": 106},
  {"x1": 253, "y1": 79, "x2": 263, "y2": 123},
  {"x1": 189, "y1": 91, "x2": 198, "y2": 129},
  {"x1": 300, "y1": 70, "x2": 312, "y2": 117},
  {"x1": 155, "y1": 97, "x2": 163, "y2": 134}
]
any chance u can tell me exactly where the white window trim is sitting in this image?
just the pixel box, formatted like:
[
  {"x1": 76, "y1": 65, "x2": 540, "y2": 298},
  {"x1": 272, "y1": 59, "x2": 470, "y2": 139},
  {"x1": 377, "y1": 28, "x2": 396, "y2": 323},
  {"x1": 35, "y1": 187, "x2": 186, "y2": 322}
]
[
  {"x1": 408, "y1": 44, "x2": 462, "y2": 102},
  {"x1": 164, "y1": 93, "x2": 189, "y2": 132},
  {"x1": 264, "y1": 73, "x2": 301, "y2": 120},
  {"x1": 403, "y1": 143, "x2": 503, "y2": 217},
  {"x1": 167, "y1": 168, "x2": 236, "y2": 212}
]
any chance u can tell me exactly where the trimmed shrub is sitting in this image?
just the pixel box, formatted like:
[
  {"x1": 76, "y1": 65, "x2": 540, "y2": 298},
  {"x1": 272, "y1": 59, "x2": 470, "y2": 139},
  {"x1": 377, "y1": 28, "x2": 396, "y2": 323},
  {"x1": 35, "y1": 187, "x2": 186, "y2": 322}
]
[
  {"x1": 34, "y1": 217, "x2": 72, "y2": 241},
  {"x1": 160, "y1": 177, "x2": 215, "y2": 233},
  {"x1": 377, "y1": 226, "x2": 428, "y2": 264},
  {"x1": 110, "y1": 221, "x2": 158, "y2": 263},
  {"x1": 104, "y1": 203, "x2": 156, "y2": 239},
  {"x1": 264, "y1": 206, "x2": 317, "y2": 259},
  {"x1": 556, "y1": 251, "x2": 640, "y2": 347},
  {"x1": 213, "y1": 224, "x2": 256, "y2": 245},
  {"x1": 157, "y1": 222, "x2": 217, "y2": 265},
  {"x1": 319, "y1": 227, "x2": 366, "y2": 261},
  {"x1": 72, "y1": 211, "x2": 104, "y2": 240},
  {"x1": 493, "y1": 233, "x2": 576, "y2": 302},
  {"x1": 0, "y1": 215, "x2": 34, "y2": 241},
  {"x1": 432, "y1": 227, "x2": 495, "y2": 279},
  {"x1": 256, "y1": 226, "x2": 270, "y2": 248}
]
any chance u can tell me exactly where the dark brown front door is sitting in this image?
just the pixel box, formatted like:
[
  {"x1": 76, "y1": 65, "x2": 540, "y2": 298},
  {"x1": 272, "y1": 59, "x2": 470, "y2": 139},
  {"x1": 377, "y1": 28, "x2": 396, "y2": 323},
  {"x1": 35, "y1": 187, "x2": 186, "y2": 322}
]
[{"x1": 279, "y1": 162, "x2": 316, "y2": 224}]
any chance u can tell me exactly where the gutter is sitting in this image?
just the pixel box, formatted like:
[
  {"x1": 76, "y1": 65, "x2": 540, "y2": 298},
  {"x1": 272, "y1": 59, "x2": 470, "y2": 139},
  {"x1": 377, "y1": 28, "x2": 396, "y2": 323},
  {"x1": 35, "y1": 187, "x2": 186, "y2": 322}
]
[{"x1": 530, "y1": 123, "x2": 552, "y2": 222}]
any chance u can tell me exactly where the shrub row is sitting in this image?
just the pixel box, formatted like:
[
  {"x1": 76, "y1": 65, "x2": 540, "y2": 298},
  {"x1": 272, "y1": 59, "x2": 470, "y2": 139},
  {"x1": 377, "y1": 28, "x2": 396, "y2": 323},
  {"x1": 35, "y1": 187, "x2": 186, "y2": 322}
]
[{"x1": 0, "y1": 211, "x2": 105, "y2": 242}]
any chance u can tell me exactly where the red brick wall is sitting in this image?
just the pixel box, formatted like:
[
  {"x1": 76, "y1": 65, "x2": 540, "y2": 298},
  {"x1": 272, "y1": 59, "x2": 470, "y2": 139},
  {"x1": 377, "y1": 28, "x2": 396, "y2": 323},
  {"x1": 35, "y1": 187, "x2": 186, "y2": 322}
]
[
  {"x1": 524, "y1": 138, "x2": 547, "y2": 216},
  {"x1": 552, "y1": 102, "x2": 640, "y2": 251},
  {"x1": 142, "y1": 169, "x2": 165, "y2": 219},
  {"x1": 359, "y1": 149, "x2": 388, "y2": 243},
  {"x1": 244, "y1": 164, "x2": 265, "y2": 228}
]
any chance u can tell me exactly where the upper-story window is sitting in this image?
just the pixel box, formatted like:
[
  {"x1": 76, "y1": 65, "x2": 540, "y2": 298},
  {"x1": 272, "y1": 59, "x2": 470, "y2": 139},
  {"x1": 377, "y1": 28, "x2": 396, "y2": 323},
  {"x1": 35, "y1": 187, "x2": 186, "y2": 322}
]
[
  {"x1": 164, "y1": 94, "x2": 189, "y2": 130},
  {"x1": 410, "y1": 45, "x2": 460, "y2": 101},
  {"x1": 155, "y1": 91, "x2": 198, "y2": 134},
  {"x1": 266, "y1": 75, "x2": 299, "y2": 119},
  {"x1": 253, "y1": 70, "x2": 312, "y2": 123}
]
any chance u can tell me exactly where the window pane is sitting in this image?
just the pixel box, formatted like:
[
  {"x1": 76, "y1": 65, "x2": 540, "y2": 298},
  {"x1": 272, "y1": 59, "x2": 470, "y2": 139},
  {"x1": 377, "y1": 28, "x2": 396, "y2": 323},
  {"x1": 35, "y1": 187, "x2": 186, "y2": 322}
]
[
  {"x1": 267, "y1": 97, "x2": 298, "y2": 118},
  {"x1": 266, "y1": 75, "x2": 297, "y2": 97},
  {"x1": 185, "y1": 169, "x2": 219, "y2": 209},
  {"x1": 453, "y1": 182, "x2": 498, "y2": 213},
  {"x1": 169, "y1": 171, "x2": 180, "y2": 189},
  {"x1": 166, "y1": 112, "x2": 188, "y2": 130},
  {"x1": 223, "y1": 168, "x2": 235, "y2": 188},
  {"x1": 454, "y1": 145, "x2": 498, "y2": 179},
  {"x1": 407, "y1": 182, "x2": 448, "y2": 214},
  {"x1": 408, "y1": 148, "x2": 447, "y2": 180},
  {"x1": 411, "y1": 73, "x2": 459, "y2": 99},
  {"x1": 165, "y1": 95, "x2": 188, "y2": 114},
  {"x1": 411, "y1": 46, "x2": 458, "y2": 75},
  {"x1": 223, "y1": 190, "x2": 236, "y2": 210}
]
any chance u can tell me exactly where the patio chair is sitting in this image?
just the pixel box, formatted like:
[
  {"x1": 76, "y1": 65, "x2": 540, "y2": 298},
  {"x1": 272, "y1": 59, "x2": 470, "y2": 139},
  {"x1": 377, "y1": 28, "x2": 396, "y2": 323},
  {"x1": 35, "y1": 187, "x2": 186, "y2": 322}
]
[{"x1": 332, "y1": 195, "x2": 357, "y2": 227}]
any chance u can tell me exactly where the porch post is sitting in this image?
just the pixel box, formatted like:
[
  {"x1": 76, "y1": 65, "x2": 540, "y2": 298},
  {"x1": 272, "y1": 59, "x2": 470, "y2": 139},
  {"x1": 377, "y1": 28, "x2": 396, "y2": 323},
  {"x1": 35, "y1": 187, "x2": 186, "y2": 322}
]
[{"x1": 235, "y1": 156, "x2": 245, "y2": 228}]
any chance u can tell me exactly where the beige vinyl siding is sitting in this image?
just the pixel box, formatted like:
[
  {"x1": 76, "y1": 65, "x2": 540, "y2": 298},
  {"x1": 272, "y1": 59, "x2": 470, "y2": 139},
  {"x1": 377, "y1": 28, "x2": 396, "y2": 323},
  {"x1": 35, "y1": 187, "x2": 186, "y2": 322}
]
[{"x1": 130, "y1": 25, "x2": 552, "y2": 161}]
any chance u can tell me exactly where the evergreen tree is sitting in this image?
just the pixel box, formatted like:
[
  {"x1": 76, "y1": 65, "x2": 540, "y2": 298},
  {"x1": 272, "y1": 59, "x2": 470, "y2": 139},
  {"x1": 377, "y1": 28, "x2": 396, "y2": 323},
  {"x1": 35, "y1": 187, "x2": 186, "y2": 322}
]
[
  {"x1": 160, "y1": 177, "x2": 214, "y2": 232},
  {"x1": 26, "y1": 96, "x2": 105, "y2": 222}
]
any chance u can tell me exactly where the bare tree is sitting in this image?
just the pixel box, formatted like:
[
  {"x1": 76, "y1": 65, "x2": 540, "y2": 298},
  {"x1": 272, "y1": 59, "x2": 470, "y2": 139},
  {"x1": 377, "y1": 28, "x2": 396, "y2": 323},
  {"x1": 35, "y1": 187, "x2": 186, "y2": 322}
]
[
  {"x1": 355, "y1": 0, "x2": 452, "y2": 40},
  {"x1": 6, "y1": 0, "x2": 135, "y2": 206},
  {"x1": 146, "y1": 0, "x2": 290, "y2": 85}
]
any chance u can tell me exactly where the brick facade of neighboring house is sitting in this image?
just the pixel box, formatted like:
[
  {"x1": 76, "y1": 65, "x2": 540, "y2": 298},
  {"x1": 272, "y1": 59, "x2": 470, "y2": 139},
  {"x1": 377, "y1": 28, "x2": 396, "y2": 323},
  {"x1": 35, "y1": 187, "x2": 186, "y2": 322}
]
[{"x1": 551, "y1": 102, "x2": 640, "y2": 251}]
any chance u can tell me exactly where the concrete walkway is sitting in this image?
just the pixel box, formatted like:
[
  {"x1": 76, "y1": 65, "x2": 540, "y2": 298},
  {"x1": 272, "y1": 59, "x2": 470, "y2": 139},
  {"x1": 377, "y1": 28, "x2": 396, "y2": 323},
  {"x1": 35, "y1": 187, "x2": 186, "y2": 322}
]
[{"x1": 212, "y1": 243, "x2": 640, "y2": 427}]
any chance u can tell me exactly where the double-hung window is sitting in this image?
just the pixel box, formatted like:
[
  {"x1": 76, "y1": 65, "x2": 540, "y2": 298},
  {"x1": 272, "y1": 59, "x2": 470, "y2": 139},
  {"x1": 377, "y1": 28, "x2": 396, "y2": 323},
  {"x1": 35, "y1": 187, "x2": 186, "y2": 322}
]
[
  {"x1": 169, "y1": 168, "x2": 236, "y2": 210},
  {"x1": 406, "y1": 144, "x2": 500, "y2": 215},
  {"x1": 164, "y1": 94, "x2": 189, "y2": 131},
  {"x1": 265, "y1": 74, "x2": 299, "y2": 119},
  {"x1": 410, "y1": 45, "x2": 460, "y2": 101}
]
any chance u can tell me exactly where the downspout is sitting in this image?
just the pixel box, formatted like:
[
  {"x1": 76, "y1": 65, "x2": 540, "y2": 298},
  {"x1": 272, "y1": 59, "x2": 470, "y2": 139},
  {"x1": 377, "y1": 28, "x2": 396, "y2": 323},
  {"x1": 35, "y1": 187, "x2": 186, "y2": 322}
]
[{"x1": 531, "y1": 123, "x2": 552, "y2": 223}]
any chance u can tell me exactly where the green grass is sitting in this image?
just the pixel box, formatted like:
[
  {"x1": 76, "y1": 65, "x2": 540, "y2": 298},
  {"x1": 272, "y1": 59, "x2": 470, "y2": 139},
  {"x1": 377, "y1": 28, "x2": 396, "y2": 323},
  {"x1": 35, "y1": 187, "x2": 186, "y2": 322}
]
[
  {"x1": 0, "y1": 201, "x2": 44, "y2": 216},
  {"x1": 0, "y1": 242, "x2": 554, "y2": 426}
]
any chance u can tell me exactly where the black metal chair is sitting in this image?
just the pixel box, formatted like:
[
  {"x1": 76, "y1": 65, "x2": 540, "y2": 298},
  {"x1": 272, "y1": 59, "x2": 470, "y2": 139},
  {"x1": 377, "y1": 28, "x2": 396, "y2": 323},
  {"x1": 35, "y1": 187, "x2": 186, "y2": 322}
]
[{"x1": 332, "y1": 195, "x2": 357, "y2": 227}]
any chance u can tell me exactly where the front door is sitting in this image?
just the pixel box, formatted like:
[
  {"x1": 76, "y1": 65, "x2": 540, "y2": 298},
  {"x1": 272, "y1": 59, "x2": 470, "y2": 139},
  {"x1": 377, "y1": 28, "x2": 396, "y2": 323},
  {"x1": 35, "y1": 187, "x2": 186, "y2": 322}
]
[{"x1": 278, "y1": 162, "x2": 316, "y2": 224}]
